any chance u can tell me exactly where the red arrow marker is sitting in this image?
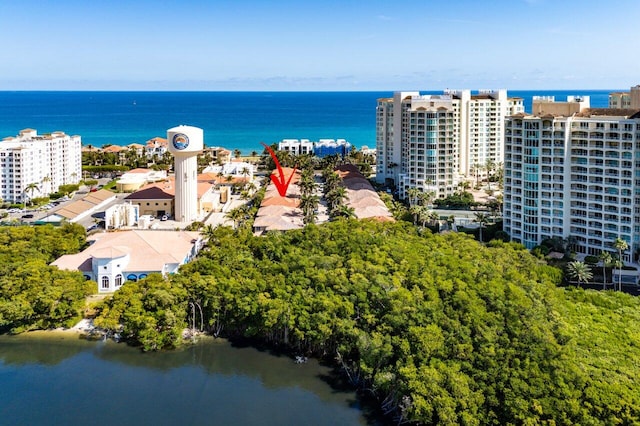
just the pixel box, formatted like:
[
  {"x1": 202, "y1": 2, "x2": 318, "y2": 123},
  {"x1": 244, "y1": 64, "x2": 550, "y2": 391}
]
[{"x1": 261, "y1": 142, "x2": 297, "y2": 197}]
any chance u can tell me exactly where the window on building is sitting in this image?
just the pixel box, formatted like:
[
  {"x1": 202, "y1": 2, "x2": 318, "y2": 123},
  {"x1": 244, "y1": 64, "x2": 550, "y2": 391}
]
[
  {"x1": 101, "y1": 276, "x2": 109, "y2": 289},
  {"x1": 115, "y1": 274, "x2": 123, "y2": 287}
]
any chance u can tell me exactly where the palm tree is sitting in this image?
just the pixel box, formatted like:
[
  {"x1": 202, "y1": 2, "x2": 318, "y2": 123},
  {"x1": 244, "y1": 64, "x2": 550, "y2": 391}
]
[
  {"x1": 406, "y1": 187, "x2": 421, "y2": 207},
  {"x1": 326, "y1": 186, "x2": 347, "y2": 215},
  {"x1": 201, "y1": 224, "x2": 218, "y2": 244},
  {"x1": 417, "y1": 206, "x2": 430, "y2": 228},
  {"x1": 474, "y1": 212, "x2": 490, "y2": 243},
  {"x1": 300, "y1": 194, "x2": 319, "y2": 225},
  {"x1": 298, "y1": 169, "x2": 317, "y2": 197},
  {"x1": 417, "y1": 190, "x2": 436, "y2": 208},
  {"x1": 429, "y1": 211, "x2": 440, "y2": 228},
  {"x1": 599, "y1": 251, "x2": 613, "y2": 290},
  {"x1": 566, "y1": 261, "x2": 593, "y2": 287},
  {"x1": 612, "y1": 258, "x2": 624, "y2": 291},
  {"x1": 233, "y1": 149, "x2": 241, "y2": 159},
  {"x1": 333, "y1": 205, "x2": 355, "y2": 219},
  {"x1": 409, "y1": 205, "x2": 421, "y2": 225},
  {"x1": 612, "y1": 237, "x2": 629, "y2": 291},
  {"x1": 24, "y1": 182, "x2": 40, "y2": 207},
  {"x1": 40, "y1": 175, "x2": 51, "y2": 194},
  {"x1": 225, "y1": 207, "x2": 246, "y2": 229}
]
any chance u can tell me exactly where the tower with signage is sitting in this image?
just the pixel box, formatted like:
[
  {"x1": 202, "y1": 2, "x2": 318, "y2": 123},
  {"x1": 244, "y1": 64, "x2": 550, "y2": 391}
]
[{"x1": 167, "y1": 125, "x2": 203, "y2": 222}]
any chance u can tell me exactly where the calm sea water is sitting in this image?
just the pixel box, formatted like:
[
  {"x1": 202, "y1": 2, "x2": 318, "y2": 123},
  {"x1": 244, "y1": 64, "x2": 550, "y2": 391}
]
[
  {"x1": 0, "y1": 334, "x2": 370, "y2": 426},
  {"x1": 0, "y1": 90, "x2": 614, "y2": 154}
]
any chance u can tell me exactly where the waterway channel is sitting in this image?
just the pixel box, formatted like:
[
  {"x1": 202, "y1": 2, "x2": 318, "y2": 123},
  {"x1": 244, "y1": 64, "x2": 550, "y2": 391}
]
[{"x1": 0, "y1": 333, "x2": 375, "y2": 425}]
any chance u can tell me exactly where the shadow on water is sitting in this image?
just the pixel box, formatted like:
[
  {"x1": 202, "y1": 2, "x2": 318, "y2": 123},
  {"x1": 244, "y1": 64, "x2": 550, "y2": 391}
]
[{"x1": 0, "y1": 333, "x2": 384, "y2": 424}]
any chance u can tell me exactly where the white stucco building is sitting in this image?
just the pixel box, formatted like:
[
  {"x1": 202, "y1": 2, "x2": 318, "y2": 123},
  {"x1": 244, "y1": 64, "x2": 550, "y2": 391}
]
[
  {"x1": 278, "y1": 139, "x2": 314, "y2": 155},
  {"x1": 503, "y1": 95, "x2": 640, "y2": 260},
  {"x1": 375, "y1": 90, "x2": 523, "y2": 200},
  {"x1": 0, "y1": 129, "x2": 82, "y2": 203},
  {"x1": 202, "y1": 161, "x2": 254, "y2": 181},
  {"x1": 51, "y1": 230, "x2": 203, "y2": 293}
]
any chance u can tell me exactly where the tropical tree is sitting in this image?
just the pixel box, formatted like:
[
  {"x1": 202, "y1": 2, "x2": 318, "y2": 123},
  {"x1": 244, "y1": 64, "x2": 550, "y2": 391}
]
[
  {"x1": 566, "y1": 261, "x2": 593, "y2": 286},
  {"x1": 406, "y1": 188, "x2": 421, "y2": 207},
  {"x1": 225, "y1": 206, "x2": 246, "y2": 229},
  {"x1": 417, "y1": 190, "x2": 435, "y2": 208},
  {"x1": 612, "y1": 237, "x2": 629, "y2": 291},
  {"x1": 326, "y1": 186, "x2": 347, "y2": 215},
  {"x1": 40, "y1": 175, "x2": 51, "y2": 194},
  {"x1": 474, "y1": 212, "x2": 490, "y2": 243},
  {"x1": 408, "y1": 205, "x2": 421, "y2": 225},
  {"x1": 333, "y1": 205, "x2": 355, "y2": 219},
  {"x1": 300, "y1": 194, "x2": 320, "y2": 225},
  {"x1": 233, "y1": 148, "x2": 241, "y2": 159},
  {"x1": 24, "y1": 182, "x2": 40, "y2": 207},
  {"x1": 599, "y1": 251, "x2": 613, "y2": 290},
  {"x1": 298, "y1": 168, "x2": 317, "y2": 197}
]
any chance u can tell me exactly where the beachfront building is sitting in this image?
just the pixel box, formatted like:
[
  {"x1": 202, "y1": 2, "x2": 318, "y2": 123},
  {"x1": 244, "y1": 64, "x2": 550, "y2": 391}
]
[
  {"x1": 145, "y1": 137, "x2": 169, "y2": 159},
  {"x1": 375, "y1": 90, "x2": 523, "y2": 200},
  {"x1": 51, "y1": 230, "x2": 203, "y2": 293},
  {"x1": 314, "y1": 139, "x2": 352, "y2": 158},
  {"x1": 278, "y1": 139, "x2": 314, "y2": 156},
  {"x1": 503, "y1": 95, "x2": 640, "y2": 261},
  {"x1": 609, "y1": 85, "x2": 640, "y2": 109},
  {"x1": 276, "y1": 139, "x2": 352, "y2": 158},
  {"x1": 0, "y1": 129, "x2": 82, "y2": 203}
]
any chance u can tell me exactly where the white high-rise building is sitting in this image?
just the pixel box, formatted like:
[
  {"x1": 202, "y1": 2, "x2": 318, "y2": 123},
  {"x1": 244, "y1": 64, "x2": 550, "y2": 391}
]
[
  {"x1": 503, "y1": 96, "x2": 640, "y2": 261},
  {"x1": 375, "y1": 90, "x2": 523, "y2": 200},
  {"x1": 0, "y1": 129, "x2": 81, "y2": 203}
]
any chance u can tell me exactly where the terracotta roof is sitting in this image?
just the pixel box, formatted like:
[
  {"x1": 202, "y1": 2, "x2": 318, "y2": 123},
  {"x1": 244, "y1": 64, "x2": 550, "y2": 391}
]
[
  {"x1": 146, "y1": 137, "x2": 168, "y2": 147},
  {"x1": 51, "y1": 230, "x2": 200, "y2": 273},
  {"x1": 102, "y1": 145, "x2": 124, "y2": 153}
]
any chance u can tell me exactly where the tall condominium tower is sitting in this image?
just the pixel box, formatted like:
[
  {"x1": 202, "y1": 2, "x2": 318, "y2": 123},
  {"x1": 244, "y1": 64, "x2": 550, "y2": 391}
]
[
  {"x1": 503, "y1": 96, "x2": 640, "y2": 261},
  {"x1": 0, "y1": 129, "x2": 82, "y2": 203},
  {"x1": 376, "y1": 90, "x2": 523, "y2": 200}
]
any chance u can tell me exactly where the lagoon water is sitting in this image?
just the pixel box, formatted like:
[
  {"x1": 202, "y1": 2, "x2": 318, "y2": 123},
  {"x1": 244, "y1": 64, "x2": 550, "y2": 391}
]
[
  {"x1": 0, "y1": 90, "x2": 613, "y2": 154},
  {"x1": 0, "y1": 334, "x2": 370, "y2": 425}
]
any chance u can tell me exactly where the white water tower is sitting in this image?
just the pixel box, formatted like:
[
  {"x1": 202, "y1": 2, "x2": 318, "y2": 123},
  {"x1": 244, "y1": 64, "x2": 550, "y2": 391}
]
[{"x1": 167, "y1": 125, "x2": 203, "y2": 222}]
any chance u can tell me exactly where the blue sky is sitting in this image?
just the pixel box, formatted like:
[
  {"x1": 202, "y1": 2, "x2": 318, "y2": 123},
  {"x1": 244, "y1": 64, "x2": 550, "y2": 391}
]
[{"x1": 1, "y1": 0, "x2": 638, "y2": 91}]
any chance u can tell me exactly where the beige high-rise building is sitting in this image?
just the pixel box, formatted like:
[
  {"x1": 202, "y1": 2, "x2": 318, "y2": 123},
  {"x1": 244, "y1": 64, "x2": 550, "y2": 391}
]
[
  {"x1": 375, "y1": 90, "x2": 523, "y2": 200},
  {"x1": 609, "y1": 85, "x2": 640, "y2": 109}
]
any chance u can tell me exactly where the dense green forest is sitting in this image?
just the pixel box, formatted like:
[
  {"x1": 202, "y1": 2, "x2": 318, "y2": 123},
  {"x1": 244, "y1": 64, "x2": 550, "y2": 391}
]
[
  {"x1": 0, "y1": 224, "x2": 94, "y2": 333},
  {"x1": 93, "y1": 220, "x2": 640, "y2": 424}
]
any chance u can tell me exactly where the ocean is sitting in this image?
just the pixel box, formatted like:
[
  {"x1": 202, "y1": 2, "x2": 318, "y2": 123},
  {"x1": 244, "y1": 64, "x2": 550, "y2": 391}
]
[{"x1": 0, "y1": 90, "x2": 615, "y2": 154}]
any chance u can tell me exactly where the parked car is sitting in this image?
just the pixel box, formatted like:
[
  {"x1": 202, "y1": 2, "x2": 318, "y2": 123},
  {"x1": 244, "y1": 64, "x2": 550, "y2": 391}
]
[{"x1": 21, "y1": 214, "x2": 34, "y2": 219}]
